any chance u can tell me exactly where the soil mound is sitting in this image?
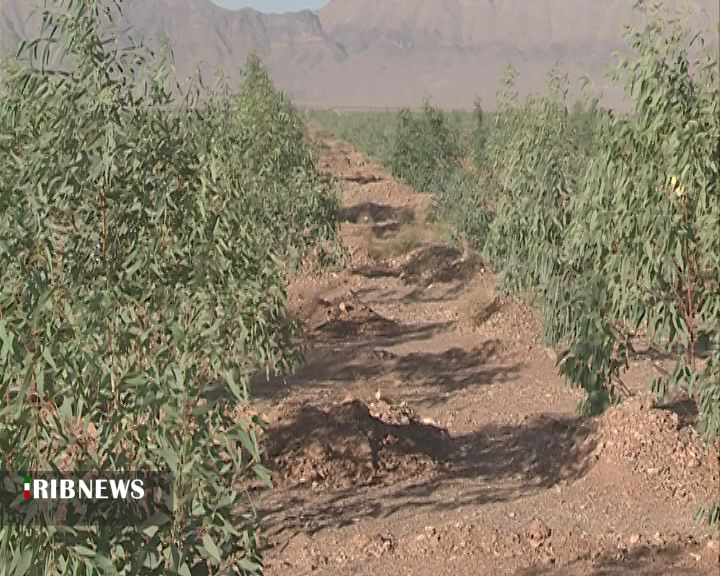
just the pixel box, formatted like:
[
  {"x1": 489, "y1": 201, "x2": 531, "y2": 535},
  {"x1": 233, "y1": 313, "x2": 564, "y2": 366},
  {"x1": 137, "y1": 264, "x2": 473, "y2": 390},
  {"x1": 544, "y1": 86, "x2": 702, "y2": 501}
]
[
  {"x1": 398, "y1": 243, "x2": 481, "y2": 285},
  {"x1": 593, "y1": 394, "x2": 720, "y2": 503},
  {"x1": 308, "y1": 291, "x2": 401, "y2": 339},
  {"x1": 265, "y1": 399, "x2": 450, "y2": 490}
]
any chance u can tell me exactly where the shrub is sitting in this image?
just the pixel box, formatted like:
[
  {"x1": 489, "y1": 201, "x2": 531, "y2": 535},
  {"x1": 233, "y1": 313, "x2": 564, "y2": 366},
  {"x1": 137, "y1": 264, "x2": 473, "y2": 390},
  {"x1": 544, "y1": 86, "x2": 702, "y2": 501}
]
[
  {"x1": 560, "y1": 3, "x2": 720, "y2": 430},
  {"x1": 448, "y1": 1, "x2": 719, "y2": 523},
  {"x1": 386, "y1": 100, "x2": 463, "y2": 195},
  {"x1": 0, "y1": 0, "x2": 339, "y2": 572}
]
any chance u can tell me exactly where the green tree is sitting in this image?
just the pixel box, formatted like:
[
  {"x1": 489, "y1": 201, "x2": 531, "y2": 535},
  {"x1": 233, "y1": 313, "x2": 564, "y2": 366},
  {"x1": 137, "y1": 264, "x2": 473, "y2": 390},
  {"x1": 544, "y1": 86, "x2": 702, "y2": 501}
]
[
  {"x1": 0, "y1": 0, "x2": 341, "y2": 572},
  {"x1": 387, "y1": 99, "x2": 463, "y2": 195}
]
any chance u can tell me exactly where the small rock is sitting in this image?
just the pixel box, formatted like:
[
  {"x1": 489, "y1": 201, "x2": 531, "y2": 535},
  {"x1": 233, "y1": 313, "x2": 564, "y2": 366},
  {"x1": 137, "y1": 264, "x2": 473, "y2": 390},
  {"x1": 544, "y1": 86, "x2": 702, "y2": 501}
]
[
  {"x1": 540, "y1": 553, "x2": 556, "y2": 565},
  {"x1": 340, "y1": 393, "x2": 356, "y2": 404},
  {"x1": 702, "y1": 540, "x2": 720, "y2": 565},
  {"x1": 528, "y1": 518, "x2": 551, "y2": 542}
]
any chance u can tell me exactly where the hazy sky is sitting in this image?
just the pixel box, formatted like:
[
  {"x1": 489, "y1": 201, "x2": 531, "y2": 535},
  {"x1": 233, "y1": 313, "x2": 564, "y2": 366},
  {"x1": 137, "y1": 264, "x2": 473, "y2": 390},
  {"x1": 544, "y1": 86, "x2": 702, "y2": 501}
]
[{"x1": 212, "y1": 0, "x2": 328, "y2": 12}]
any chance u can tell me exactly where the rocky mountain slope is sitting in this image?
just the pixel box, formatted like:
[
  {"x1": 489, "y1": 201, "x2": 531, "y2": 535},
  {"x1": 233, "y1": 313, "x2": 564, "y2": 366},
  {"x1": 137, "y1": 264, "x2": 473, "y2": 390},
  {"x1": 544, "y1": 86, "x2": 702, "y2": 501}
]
[{"x1": 1, "y1": 0, "x2": 717, "y2": 109}]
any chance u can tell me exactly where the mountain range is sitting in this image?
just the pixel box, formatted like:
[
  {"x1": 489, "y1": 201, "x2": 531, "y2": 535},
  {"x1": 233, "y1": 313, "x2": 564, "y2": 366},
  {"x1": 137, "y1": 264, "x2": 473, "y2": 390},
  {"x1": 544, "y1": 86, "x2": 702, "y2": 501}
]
[{"x1": 1, "y1": 0, "x2": 717, "y2": 110}]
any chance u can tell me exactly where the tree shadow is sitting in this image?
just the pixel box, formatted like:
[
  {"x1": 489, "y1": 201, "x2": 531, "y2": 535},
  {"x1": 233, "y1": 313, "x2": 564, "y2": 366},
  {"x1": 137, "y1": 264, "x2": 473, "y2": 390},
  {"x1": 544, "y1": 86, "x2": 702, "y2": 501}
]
[
  {"x1": 520, "y1": 542, "x2": 704, "y2": 575},
  {"x1": 626, "y1": 333, "x2": 715, "y2": 363},
  {"x1": 350, "y1": 282, "x2": 468, "y2": 305},
  {"x1": 367, "y1": 220, "x2": 403, "y2": 239},
  {"x1": 344, "y1": 174, "x2": 383, "y2": 184},
  {"x1": 392, "y1": 341, "x2": 520, "y2": 398},
  {"x1": 402, "y1": 282, "x2": 470, "y2": 303},
  {"x1": 254, "y1": 327, "x2": 520, "y2": 407},
  {"x1": 251, "y1": 320, "x2": 454, "y2": 400},
  {"x1": 471, "y1": 296, "x2": 505, "y2": 325},
  {"x1": 400, "y1": 244, "x2": 465, "y2": 279},
  {"x1": 653, "y1": 397, "x2": 699, "y2": 429},
  {"x1": 341, "y1": 202, "x2": 415, "y2": 224},
  {"x1": 626, "y1": 341, "x2": 678, "y2": 363},
  {"x1": 350, "y1": 264, "x2": 401, "y2": 278},
  {"x1": 349, "y1": 243, "x2": 483, "y2": 286},
  {"x1": 257, "y1": 412, "x2": 597, "y2": 539}
]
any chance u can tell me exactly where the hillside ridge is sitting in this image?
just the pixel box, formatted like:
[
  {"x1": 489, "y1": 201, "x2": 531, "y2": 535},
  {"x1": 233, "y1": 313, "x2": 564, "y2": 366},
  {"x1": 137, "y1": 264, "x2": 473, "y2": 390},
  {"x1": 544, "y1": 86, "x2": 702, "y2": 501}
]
[{"x1": 0, "y1": 0, "x2": 717, "y2": 109}]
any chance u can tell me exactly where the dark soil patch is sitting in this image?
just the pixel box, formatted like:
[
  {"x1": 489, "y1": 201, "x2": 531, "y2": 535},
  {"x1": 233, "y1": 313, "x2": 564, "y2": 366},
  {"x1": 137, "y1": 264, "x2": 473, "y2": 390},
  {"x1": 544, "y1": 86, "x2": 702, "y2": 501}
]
[{"x1": 265, "y1": 399, "x2": 451, "y2": 490}]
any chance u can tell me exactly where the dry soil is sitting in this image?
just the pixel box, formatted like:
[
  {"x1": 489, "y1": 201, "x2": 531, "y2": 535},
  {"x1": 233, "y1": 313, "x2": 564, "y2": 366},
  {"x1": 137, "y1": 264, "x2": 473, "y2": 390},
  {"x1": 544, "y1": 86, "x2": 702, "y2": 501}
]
[{"x1": 246, "y1": 134, "x2": 720, "y2": 576}]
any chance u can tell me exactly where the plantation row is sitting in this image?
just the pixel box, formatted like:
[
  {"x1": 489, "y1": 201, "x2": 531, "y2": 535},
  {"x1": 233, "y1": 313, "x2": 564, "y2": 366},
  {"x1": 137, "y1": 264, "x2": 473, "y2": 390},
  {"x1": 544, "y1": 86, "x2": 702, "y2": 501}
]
[
  {"x1": 0, "y1": 0, "x2": 341, "y2": 574},
  {"x1": 311, "y1": 4, "x2": 720, "y2": 525}
]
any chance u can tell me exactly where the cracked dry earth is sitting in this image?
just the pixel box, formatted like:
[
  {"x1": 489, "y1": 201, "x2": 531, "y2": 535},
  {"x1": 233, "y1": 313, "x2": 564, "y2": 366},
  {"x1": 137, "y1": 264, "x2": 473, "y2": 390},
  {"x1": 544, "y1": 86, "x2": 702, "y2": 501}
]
[{"x1": 246, "y1": 132, "x2": 720, "y2": 575}]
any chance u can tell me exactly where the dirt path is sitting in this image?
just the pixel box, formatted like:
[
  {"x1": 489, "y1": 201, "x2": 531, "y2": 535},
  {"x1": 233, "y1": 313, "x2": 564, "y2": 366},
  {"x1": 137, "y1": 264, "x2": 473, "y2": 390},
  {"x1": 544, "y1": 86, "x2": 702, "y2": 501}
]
[{"x1": 251, "y1": 135, "x2": 720, "y2": 575}]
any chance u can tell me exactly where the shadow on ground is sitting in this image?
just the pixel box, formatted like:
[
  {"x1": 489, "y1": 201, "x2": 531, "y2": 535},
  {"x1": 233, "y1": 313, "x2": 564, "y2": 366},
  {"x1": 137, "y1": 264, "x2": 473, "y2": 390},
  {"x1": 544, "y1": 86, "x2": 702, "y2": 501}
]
[
  {"x1": 344, "y1": 175, "x2": 384, "y2": 184},
  {"x1": 654, "y1": 397, "x2": 699, "y2": 429},
  {"x1": 393, "y1": 341, "x2": 518, "y2": 397},
  {"x1": 349, "y1": 283, "x2": 468, "y2": 307},
  {"x1": 351, "y1": 264, "x2": 402, "y2": 278},
  {"x1": 251, "y1": 319, "x2": 449, "y2": 400},
  {"x1": 350, "y1": 243, "x2": 483, "y2": 287},
  {"x1": 520, "y1": 542, "x2": 704, "y2": 575},
  {"x1": 341, "y1": 202, "x2": 415, "y2": 224},
  {"x1": 367, "y1": 220, "x2": 404, "y2": 239},
  {"x1": 253, "y1": 324, "x2": 520, "y2": 406},
  {"x1": 258, "y1": 412, "x2": 596, "y2": 538}
]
